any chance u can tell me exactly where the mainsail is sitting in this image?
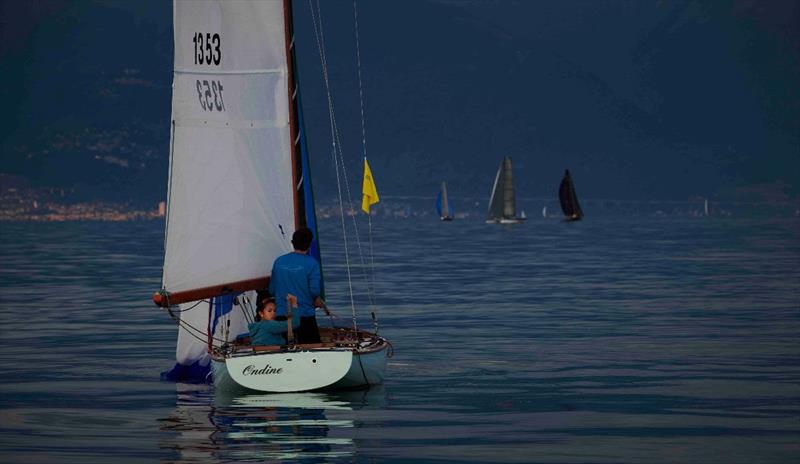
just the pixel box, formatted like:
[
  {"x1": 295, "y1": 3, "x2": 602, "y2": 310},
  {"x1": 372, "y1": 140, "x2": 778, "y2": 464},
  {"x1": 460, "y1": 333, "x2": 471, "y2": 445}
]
[
  {"x1": 162, "y1": 1, "x2": 297, "y2": 302},
  {"x1": 558, "y1": 168, "x2": 583, "y2": 220}
]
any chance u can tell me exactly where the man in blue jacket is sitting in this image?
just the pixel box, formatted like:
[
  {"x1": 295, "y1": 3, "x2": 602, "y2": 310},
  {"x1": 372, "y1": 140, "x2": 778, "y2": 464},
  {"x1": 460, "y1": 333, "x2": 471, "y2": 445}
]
[{"x1": 268, "y1": 227, "x2": 330, "y2": 344}]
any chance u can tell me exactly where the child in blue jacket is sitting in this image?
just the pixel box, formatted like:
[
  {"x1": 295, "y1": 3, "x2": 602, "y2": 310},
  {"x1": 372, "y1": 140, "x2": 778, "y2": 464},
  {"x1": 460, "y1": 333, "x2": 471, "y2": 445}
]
[{"x1": 248, "y1": 297, "x2": 299, "y2": 346}]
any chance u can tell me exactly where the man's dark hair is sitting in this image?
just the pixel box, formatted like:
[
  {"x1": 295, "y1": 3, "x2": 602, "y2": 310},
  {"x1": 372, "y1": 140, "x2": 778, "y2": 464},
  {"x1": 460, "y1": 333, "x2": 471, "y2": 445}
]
[{"x1": 291, "y1": 227, "x2": 313, "y2": 251}]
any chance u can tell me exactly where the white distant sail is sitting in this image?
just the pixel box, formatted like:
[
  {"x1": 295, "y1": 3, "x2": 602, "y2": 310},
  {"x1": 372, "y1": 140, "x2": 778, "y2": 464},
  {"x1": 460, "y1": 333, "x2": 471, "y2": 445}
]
[
  {"x1": 437, "y1": 181, "x2": 453, "y2": 220},
  {"x1": 486, "y1": 156, "x2": 523, "y2": 223}
]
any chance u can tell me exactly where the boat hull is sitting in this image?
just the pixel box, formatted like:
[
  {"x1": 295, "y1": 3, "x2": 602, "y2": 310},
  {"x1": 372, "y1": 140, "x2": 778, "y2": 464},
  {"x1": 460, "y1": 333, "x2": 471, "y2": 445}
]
[
  {"x1": 486, "y1": 218, "x2": 523, "y2": 224},
  {"x1": 212, "y1": 338, "x2": 389, "y2": 393}
]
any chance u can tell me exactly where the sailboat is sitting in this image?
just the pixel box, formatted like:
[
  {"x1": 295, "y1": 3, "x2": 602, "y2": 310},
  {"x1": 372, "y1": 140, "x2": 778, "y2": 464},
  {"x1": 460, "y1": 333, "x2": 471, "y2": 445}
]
[
  {"x1": 436, "y1": 181, "x2": 454, "y2": 221},
  {"x1": 486, "y1": 156, "x2": 525, "y2": 224},
  {"x1": 152, "y1": 0, "x2": 389, "y2": 393},
  {"x1": 558, "y1": 169, "x2": 583, "y2": 221}
]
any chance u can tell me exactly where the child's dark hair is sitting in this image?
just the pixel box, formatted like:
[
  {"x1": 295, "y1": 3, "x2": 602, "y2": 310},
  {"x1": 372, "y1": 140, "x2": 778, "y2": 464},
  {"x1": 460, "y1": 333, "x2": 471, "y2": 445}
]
[{"x1": 255, "y1": 297, "x2": 276, "y2": 321}]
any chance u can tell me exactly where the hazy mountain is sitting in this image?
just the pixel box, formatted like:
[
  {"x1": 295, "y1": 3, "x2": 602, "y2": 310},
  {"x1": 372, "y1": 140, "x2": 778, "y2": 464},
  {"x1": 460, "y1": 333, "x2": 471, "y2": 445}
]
[
  {"x1": 1, "y1": 0, "x2": 797, "y2": 207},
  {"x1": 1, "y1": 0, "x2": 172, "y2": 205}
]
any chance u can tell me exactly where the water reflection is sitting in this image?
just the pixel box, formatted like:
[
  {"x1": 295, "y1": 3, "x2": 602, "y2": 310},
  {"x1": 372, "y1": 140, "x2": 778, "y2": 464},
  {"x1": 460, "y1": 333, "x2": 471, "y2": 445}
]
[{"x1": 159, "y1": 384, "x2": 386, "y2": 463}]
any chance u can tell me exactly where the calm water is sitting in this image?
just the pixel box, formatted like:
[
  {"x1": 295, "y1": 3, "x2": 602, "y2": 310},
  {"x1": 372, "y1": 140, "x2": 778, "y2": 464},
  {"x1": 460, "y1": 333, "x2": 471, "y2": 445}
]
[{"x1": 1, "y1": 214, "x2": 799, "y2": 463}]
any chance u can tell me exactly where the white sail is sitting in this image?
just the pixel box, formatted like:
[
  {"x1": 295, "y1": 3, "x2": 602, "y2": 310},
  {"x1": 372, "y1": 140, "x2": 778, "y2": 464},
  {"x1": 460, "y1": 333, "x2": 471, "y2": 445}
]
[
  {"x1": 487, "y1": 162, "x2": 504, "y2": 219},
  {"x1": 487, "y1": 157, "x2": 518, "y2": 222},
  {"x1": 441, "y1": 181, "x2": 450, "y2": 218},
  {"x1": 163, "y1": 1, "x2": 295, "y2": 295}
]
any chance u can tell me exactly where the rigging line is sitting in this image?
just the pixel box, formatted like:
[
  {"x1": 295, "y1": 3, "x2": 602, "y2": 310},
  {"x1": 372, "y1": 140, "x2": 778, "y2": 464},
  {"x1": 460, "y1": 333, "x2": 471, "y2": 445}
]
[
  {"x1": 166, "y1": 299, "x2": 209, "y2": 313},
  {"x1": 314, "y1": 3, "x2": 374, "y2": 315},
  {"x1": 307, "y1": 0, "x2": 374, "y2": 311},
  {"x1": 309, "y1": 0, "x2": 358, "y2": 331},
  {"x1": 351, "y1": 0, "x2": 378, "y2": 300},
  {"x1": 329, "y1": 113, "x2": 376, "y2": 308},
  {"x1": 356, "y1": 348, "x2": 370, "y2": 386},
  {"x1": 367, "y1": 208, "x2": 376, "y2": 307},
  {"x1": 311, "y1": 1, "x2": 375, "y2": 319},
  {"x1": 236, "y1": 294, "x2": 254, "y2": 325},
  {"x1": 352, "y1": 0, "x2": 368, "y2": 161},
  {"x1": 167, "y1": 306, "x2": 231, "y2": 345}
]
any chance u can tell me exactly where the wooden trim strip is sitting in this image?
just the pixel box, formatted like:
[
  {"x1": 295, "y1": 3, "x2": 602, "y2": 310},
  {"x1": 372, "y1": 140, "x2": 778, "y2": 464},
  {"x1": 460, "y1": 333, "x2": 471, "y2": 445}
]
[{"x1": 152, "y1": 276, "x2": 270, "y2": 307}]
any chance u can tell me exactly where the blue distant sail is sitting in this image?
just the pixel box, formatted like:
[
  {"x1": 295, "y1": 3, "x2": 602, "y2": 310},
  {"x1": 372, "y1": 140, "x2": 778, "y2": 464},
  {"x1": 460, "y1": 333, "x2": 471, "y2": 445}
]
[{"x1": 437, "y1": 181, "x2": 454, "y2": 220}]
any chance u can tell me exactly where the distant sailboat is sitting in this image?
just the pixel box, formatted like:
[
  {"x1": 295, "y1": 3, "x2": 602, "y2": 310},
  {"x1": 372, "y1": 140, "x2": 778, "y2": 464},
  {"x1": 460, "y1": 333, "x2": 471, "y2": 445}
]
[
  {"x1": 542, "y1": 206, "x2": 547, "y2": 218},
  {"x1": 704, "y1": 198, "x2": 709, "y2": 217},
  {"x1": 486, "y1": 156, "x2": 525, "y2": 224},
  {"x1": 436, "y1": 181, "x2": 454, "y2": 221},
  {"x1": 558, "y1": 169, "x2": 583, "y2": 221}
]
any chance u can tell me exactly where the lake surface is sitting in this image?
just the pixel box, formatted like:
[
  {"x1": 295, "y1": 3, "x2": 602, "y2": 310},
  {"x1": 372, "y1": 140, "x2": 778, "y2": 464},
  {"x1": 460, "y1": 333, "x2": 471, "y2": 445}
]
[{"x1": 1, "y1": 214, "x2": 798, "y2": 463}]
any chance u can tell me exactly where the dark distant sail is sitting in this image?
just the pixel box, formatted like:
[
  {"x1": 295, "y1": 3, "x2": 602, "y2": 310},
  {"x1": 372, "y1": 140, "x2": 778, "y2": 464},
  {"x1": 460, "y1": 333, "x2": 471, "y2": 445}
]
[
  {"x1": 502, "y1": 157, "x2": 515, "y2": 218},
  {"x1": 558, "y1": 169, "x2": 583, "y2": 220}
]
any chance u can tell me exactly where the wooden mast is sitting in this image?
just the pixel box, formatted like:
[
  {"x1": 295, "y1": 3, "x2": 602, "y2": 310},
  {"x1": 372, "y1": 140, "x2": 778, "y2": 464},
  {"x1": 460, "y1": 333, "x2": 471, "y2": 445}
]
[{"x1": 284, "y1": 0, "x2": 304, "y2": 232}]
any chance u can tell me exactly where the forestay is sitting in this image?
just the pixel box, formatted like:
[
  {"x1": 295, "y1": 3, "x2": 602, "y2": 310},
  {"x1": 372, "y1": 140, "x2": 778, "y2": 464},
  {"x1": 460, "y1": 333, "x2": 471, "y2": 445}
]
[{"x1": 163, "y1": 0, "x2": 295, "y2": 295}]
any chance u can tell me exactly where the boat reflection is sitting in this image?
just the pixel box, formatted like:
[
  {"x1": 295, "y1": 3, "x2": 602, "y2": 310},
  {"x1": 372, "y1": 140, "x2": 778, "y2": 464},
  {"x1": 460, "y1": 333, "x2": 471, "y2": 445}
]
[{"x1": 159, "y1": 384, "x2": 386, "y2": 463}]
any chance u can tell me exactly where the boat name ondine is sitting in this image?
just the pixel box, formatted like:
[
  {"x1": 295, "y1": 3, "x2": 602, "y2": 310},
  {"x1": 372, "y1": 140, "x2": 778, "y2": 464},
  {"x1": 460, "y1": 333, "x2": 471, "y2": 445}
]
[{"x1": 243, "y1": 364, "x2": 283, "y2": 376}]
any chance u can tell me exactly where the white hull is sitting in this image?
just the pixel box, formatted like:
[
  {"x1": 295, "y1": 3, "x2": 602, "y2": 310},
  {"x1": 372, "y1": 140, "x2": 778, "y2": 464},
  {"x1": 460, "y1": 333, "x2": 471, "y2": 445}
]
[
  {"x1": 212, "y1": 330, "x2": 389, "y2": 393},
  {"x1": 486, "y1": 218, "x2": 523, "y2": 224}
]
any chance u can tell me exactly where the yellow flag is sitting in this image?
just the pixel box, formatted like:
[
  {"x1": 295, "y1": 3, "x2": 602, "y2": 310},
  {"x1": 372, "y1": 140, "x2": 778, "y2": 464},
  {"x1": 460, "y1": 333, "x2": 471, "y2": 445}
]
[{"x1": 361, "y1": 158, "x2": 379, "y2": 213}]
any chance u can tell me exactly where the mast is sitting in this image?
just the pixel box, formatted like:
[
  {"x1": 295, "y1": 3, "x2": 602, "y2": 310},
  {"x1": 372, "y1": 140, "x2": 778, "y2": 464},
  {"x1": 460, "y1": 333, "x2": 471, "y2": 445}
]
[{"x1": 285, "y1": 0, "x2": 305, "y2": 231}]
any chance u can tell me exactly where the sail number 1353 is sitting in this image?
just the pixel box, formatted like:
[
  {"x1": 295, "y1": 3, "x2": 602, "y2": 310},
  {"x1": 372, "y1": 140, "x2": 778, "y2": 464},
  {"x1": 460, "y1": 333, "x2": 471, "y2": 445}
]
[{"x1": 193, "y1": 32, "x2": 221, "y2": 65}]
